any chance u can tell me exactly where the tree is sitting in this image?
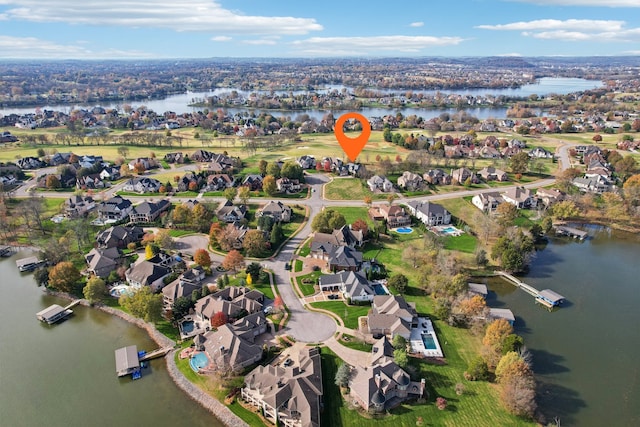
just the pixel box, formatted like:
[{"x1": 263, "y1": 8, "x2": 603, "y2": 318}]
[
  {"x1": 83, "y1": 276, "x2": 107, "y2": 304},
  {"x1": 33, "y1": 267, "x2": 50, "y2": 287},
  {"x1": 154, "y1": 229, "x2": 174, "y2": 251},
  {"x1": 117, "y1": 146, "x2": 130, "y2": 158},
  {"x1": 262, "y1": 175, "x2": 277, "y2": 196},
  {"x1": 388, "y1": 273, "x2": 408, "y2": 295},
  {"x1": 145, "y1": 244, "x2": 156, "y2": 260},
  {"x1": 273, "y1": 295, "x2": 284, "y2": 313},
  {"x1": 119, "y1": 287, "x2": 163, "y2": 323},
  {"x1": 311, "y1": 209, "x2": 346, "y2": 233},
  {"x1": 48, "y1": 261, "x2": 81, "y2": 293},
  {"x1": 191, "y1": 203, "x2": 212, "y2": 233},
  {"x1": 615, "y1": 155, "x2": 638, "y2": 181},
  {"x1": 496, "y1": 202, "x2": 519, "y2": 226},
  {"x1": 45, "y1": 174, "x2": 61, "y2": 189},
  {"x1": 403, "y1": 243, "x2": 422, "y2": 268},
  {"x1": 351, "y1": 219, "x2": 369, "y2": 237},
  {"x1": 223, "y1": 187, "x2": 238, "y2": 202},
  {"x1": 280, "y1": 161, "x2": 304, "y2": 181},
  {"x1": 266, "y1": 163, "x2": 281, "y2": 178},
  {"x1": 243, "y1": 229, "x2": 266, "y2": 257},
  {"x1": 246, "y1": 262, "x2": 262, "y2": 282},
  {"x1": 501, "y1": 334, "x2": 525, "y2": 355},
  {"x1": 509, "y1": 151, "x2": 530, "y2": 174},
  {"x1": 222, "y1": 250, "x2": 245, "y2": 272},
  {"x1": 551, "y1": 200, "x2": 580, "y2": 220},
  {"x1": 392, "y1": 334, "x2": 407, "y2": 351},
  {"x1": 436, "y1": 397, "x2": 448, "y2": 410},
  {"x1": 592, "y1": 134, "x2": 603, "y2": 143},
  {"x1": 171, "y1": 204, "x2": 190, "y2": 226},
  {"x1": 491, "y1": 230, "x2": 535, "y2": 273},
  {"x1": 194, "y1": 248, "x2": 212, "y2": 268},
  {"x1": 363, "y1": 196, "x2": 372, "y2": 208},
  {"x1": 335, "y1": 363, "x2": 351, "y2": 388},
  {"x1": 465, "y1": 356, "x2": 489, "y2": 381},
  {"x1": 172, "y1": 296, "x2": 193, "y2": 320},
  {"x1": 238, "y1": 186, "x2": 251, "y2": 205},
  {"x1": 500, "y1": 374, "x2": 537, "y2": 417},
  {"x1": 258, "y1": 160, "x2": 268, "y2": 176},
  {"x1": 211, "y1": 311, "x2": 228, "y2": 328},
  {"x1": 393, "y1": 348, "x2": 409, "y2": 369},
  {"x1": 270, "y1": 223, "x2": 284, "y2": 246}
]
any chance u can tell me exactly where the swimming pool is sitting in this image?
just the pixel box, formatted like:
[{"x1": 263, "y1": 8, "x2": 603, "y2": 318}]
[
  {"x1": 371, "y1": 283, "x2": 388, "y2": 295},
  {"x1": 421, "y1": 333, "x2": 437, "y2": 350},
  {"x1": 395, "y1": 227, "x2": 414, "y2": 234},
  {"x1": 441, "y1": 227, "x2": 457, "y2": 234},
  {"x1": 180, "y1": 320, "x2": 195, "y2": 334},
  {"x1": 109, "y1": 285, "x2": 134, "y2": 298},
  {"x1": 189, "y1": 352, "x2": 210, "y2": 372}
]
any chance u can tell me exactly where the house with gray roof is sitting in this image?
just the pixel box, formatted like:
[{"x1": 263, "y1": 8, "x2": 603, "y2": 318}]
[
  {"x1": 366, "y1": 295, "x2": 418, "y2": 340},
  {"x1": 97, "y1": 196, "x2": 133, "y2": 222},
  {"x1": 85, "y1": 247, "x2": 121, "y2": 278},
  {"x1": 125, "y1": 260, "x2": 171, "y2": 292},
  {"x1": 501, "y1": 186, "x2": 537, "y2": 209},
  {"x1": 194, "y1": 286, "x2": 264, "y2": 327},
  {"x1": 311, "y1": 225, "x2": 364, "y2": 252},
  {"x1": 216, "y1": 200, "x2": 247, "y2": 223},
  {"x1": 319, "y1": 271, "x2": 374, "y2": 303},
  {"x1": 258, "y1": 201, "x2": 292, "y2": 223},
  {"x1": 406, "y1": 201, "x2": 451, "y2": 226},
  {"x1": 129, "y1": 199, "x2": 171, "y2": 223},
  {"x1": 242, "y1": 347, "x2": 323, "y2": 427},
  {"x1": 162, "y1": 266, "x2": 206, "y2": 311},
  {"x1": 477, "y1": 166, "x2": 508, "y2": 182},
  {"x1": 65, "y1": 195, "x2": 95, "y2": 218},
  {"x1": 367, "y1": 175, "x2": 393, "y2": 193},
  {"x1": 122, "y1": 176, "x2": 162, "y2": 193},
  {"x1": 471, "y1": 191, "x2": 503, "y2": 213},
  {"x1": 96, "y1": 225, "x2": 144, "y2": 249},
  {"x1": 201, "y1": 323, "x2": 263, "y2": 372},
  {"x1": 313, "y1": 245, "x2": 363, "y2": 273}
]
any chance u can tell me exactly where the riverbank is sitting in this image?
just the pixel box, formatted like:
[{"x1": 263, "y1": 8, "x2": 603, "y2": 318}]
[{"x1": 44, "y1": 289, "x2": 248, "y2": 427}]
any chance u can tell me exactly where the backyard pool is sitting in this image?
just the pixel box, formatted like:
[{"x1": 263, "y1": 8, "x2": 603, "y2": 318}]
[
  {"x1": 421, "y1": 333, "x2": 438, "y2": 350},
  {"x1": 189, "y1": 352, "x2": 210, "y2": 372},
  {"x1": 395, "y1": 227, "x2": 414, "y2": 234},
  {"x1": 371, "y1": 283, "x2": 389, "y2": 295},
  {"x1": 109, "y1": 285, "x2": 134, "y2": 298},
  {"x1": 180, "y1": 320, "x2": 195, "y2": 335}
]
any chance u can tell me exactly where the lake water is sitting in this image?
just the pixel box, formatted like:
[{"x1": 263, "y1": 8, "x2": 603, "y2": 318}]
[
  {"x1": 0, "y1": 251, "x2": 221, "y2": 427},
  {"x1": 483, "y1": 226, "x2": 640, "y2": 426},
  {"x1": 0, "y1": 77, "x2": 601, "y2": 119}
]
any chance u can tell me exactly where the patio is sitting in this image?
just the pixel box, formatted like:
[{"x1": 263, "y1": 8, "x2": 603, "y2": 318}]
[{"x1": 409, "y1": 317, "x2": 444, "y2": 358}]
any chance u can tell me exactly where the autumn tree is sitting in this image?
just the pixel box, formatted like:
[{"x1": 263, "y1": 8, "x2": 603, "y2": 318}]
[
  {"x1": 388, "y1": 273, "x2": 408, "y2": 295},
  {"x1": 509, "y1": 151, "x2": 530, "y2": 174},
  {"x1": 258, "y1": 160, "x2": 268, "y2": 176},
  {"x1": 496, "y1": 202, "x2": 519, "y2": 226},
  {"x1": 120, "y1": 287, "x2": 163, "y2": 323},
  {"x1": 83, "y1": 276, "x2": 107, "y2": 304},
  {"x1": 500, "y1": 374, "x2": 537, "y2": 417},
  {"x1": 223, "y1": 187, "x2": 238, "y2": 202},
  {"x1": 222, "y1": 250, "x2": 245, "y2": 272},
  {"x1": 171, "y1": 204, "x2": 190, "y2": 226},
  {"x1": 48, "y1": 261, "x2": 81, "y2": 293},
  {"x1": 363, "y1": 196, "x2": 372, "y2": 208},
  {"x1": 238, "y1": 186, "x2": 251, "y2": 205},
  {"x1": 211, "y1": 311, "x2": 229, "y2": 328},
  {"x1": 243, "y1": 229, "x2": 266, "y2": 257},
  {"x1": 482, "y1": 318, "x2": 514, "y2": 368},
  {"x1": 351, "y1": 219, "x2": 369, "y2": 237},
  {"x1": 46, "y1": 174, "x2": 61, "y2": 189},
  {"x1": 402, "y1": 243, "x2": 422, "y2": 268},
  {"x1": 191, "y1": 203, "x2": 212, "y2": 233},
  {"x1": 154, "y1": 229, "x2": 174, "y2": 251},
  {"x1": 273, "y1": 295, "x2": 284, "y2": 313},
  {"x1": 551, "y1": 200, "x2": 580, "y2": 220},
  {"x1": 465, "y1": 356, "x2": 489, "y2": 381},
  {"x1": 262, "y1": 175, "x2": 277, "y2": 196},
  {"x1": 194, "y1": 248, "x2": 212, "y2": 268},
  {"x1": 614, "y1": 155, "x2": 638, "y2": 181}
]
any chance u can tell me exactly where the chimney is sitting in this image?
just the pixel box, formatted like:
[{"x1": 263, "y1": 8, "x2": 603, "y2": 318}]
[{"x1": 375, "y1": 373, "x2": 381, "y2": 388}]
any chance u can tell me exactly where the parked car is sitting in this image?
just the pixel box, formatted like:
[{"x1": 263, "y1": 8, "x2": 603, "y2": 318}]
[
  {"x1": 328, "y1": 294, "x2": 339, "y2": 300},
  {"x1": 284, "y1": 262, "x2": 291, "y2": 271},
  {"x1": 282, "y1": 358, "x2": 293, "y2": 367},
  {"x1": 263, "y1": 306, "x2": 273, "y2": 315}
]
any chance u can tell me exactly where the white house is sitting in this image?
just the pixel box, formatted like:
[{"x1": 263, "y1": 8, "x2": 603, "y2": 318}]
[{"x1": 406, "y1": 201, "x2": 451, "y2": 226}]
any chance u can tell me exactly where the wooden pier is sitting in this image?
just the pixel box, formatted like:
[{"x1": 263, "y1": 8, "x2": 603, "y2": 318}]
[
  {"x1": 139, "y1": 346, "x2": 173, "y2": 362},
  {"x1": 554, "y1": 225, "x2": 588, "y2": 240},
  {"x1": 0, "y1": 245, "x2": 14, "y2": 257},
  {"x1": 496, "y1": 271, "x2": 566, "y2": 310},
  {"x1": 36, "y1": 300, "x2": 81, "y2": 324}
]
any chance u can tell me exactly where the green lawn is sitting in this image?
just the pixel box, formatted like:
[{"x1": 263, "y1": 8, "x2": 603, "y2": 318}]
[
  {"x1": 324, "y1": 178, "x2": 387, "y2": 201},
  {"x1": 443, "y1": 234, "x2": 478, "y2": 253},
  {"x1": 309, "y1": 301, "x2": 370, "y2": 329},
  {"x1": 338, "y1": 334, "x2": 373, "y2": 353},
  {"x1": 294, "y1": 259, "x2": 303, "y2": 272},
  {"x1": 329, "y1": 206, "x2": 371, "y2": 226},
  {"x1": 168, "y1": 229, "x2": 196, "y2": 238},
  {"x1": 296, "y1": 270, "x2": 322, "y2": 296},
  {"x1": 298, "y1": 240, "x2": 311, "y2": 257}
]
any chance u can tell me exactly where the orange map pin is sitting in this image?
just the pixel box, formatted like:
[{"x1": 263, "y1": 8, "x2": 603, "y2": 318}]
[{"x1": 334, "y1": 112, "x2": 371, "y2": 162}]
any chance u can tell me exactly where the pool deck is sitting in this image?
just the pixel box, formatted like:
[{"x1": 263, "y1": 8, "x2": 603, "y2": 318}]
[
  {"x1": 431, "y1": 225, "x2": 464, "y2": 237},
  {"x1": 410, "y1": 317, "x2": 444, "y2": 358}
]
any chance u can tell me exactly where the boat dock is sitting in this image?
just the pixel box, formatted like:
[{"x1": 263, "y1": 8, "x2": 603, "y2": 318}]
[
  {"x1": 496, "y1": 271, "x2": 566, "y2": 310},
  {"x1": 139, "y1": 346, "x2": 173, "y2": 362},
  {"x1": 16, "y1": 256, "x2": 47, "y2": 272},
  {"x1": 554, "y1": 225, "x2": 588, "y2": 240},
  {"x1": 115, "y1": 345, "x2": 173, "y2": 380},
  {"x1": 36, "y1": 299, "x2": 81, "y2": 324},
  {"x1": 0, "y1": 245, "x2": 15, "y2": 257}
]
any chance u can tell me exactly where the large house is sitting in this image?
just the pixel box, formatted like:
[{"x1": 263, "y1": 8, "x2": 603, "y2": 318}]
[
  {"x1": 318, "y1": 271, "x2": 375, "y2": 302},
  {"x1": 200, "y1": 317, "x2": 266, "y2": 372},
  {"x1": 97, "y1": 196, "x2": 133, "y2": 222},
  {"x1": 194, "y1": 286, "x2": 265, "y2": 328},
  {"x1": 65, "y1": 195, "x2": 95, "y2": 218},
  {"x1": 162, "y1": 266, "x2": 206, "y2": 311},
  {"x1": 242, "y1": 347, "x2": 323, "y2": 427},
  {"x1": 501, "y1": 187, "x2": 537, "y2": 209},
  {"x1": 477, "y1": 167, "x2": 508, "y2": 182},
  {"x1": 128, "y1": 200, "x2": 171, "y2": 223},
  {"x1": 216, "y1": 200, "x2": 247, "y2": 223},
  {"x1": 368, "y1": 204, "x2": 411, "y2": 228},
  {"x1": 397, "y1": 171, "x2": 423, "y2": 191},
  {"x1": 366, "y1": 295, "x2": 419, "y2": 340},
  {"x1": 257, "y1": 201, "x2": 292, "y2": 223},
  {"x1": 406, "y1": 201, "x2": 451, "y2": 226},
  {"x1": 96, "y1": 225, "x2": 144, "y2": 249},
  {"x1": 85, "y1": 247, "x2": 121, "y2": 278},
  {"x1": 451, "y1": 167, "x2": 474, "y2": 184},
  {"x1": 367, "y1": 175, "x2": 394, "y2": 193},
  {"x1": 311, "y1": 244, "x2": 363, "y2": 272},
  {"x1": 423, "y1": 169, "x2": 451, "y2": 185},
  {"x1": 125, "y1": 259, "x2": 172, "y2": 292},
  {"x1": 311, "y1": 225, "x2": 364, "y2": 250},
  {"x1": 122, "y1": 177, "x2": 162, "y2": 194},
  {"x1": 471, "y1": 192, "x2": 503, "y2": 213}
]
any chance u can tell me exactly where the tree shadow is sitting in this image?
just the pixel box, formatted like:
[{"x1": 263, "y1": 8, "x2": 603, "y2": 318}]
[
  {"x1": 529, "y1": 349, "x2": 569, "y2": 375},
  {"x1": 536, "y1": 381, "x2": 586, "y2": 426}
]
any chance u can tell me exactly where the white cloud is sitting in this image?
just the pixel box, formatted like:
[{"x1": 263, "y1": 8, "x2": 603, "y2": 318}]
[
  {"x1": 409, "y1": 22, "x2": 424, "y2": 28},
  {"x1": 478, "y1": 19, "x2": 640, "y2": 43},
  {"x1": 0, "y1": 1, "x2": 323, "y2": 35},
  {"x1": 477, "y1": 19, "x2": 624, "y2": 32},
  {"x1": 291, "y1": 35, "x2": 464, "y2": 55},
  {"x1": 242, "y1": 39, "x2": 277, "y2": 46},
  {"x1": 511, "y1": 0, "x2": 640, "y2": 7},
  {"x1": 211, "y1": 36, "x2": 232, "y2": 42},
  {"x1": 0, "y1": 35, "x2": 153, "y2": 58}
]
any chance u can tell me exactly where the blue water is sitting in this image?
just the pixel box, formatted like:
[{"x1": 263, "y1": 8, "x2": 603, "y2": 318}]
[
  {"x1": 421, "y1": 334, "x2": 437, "y2": 350},
  {"x1": 372, "y1": 284, "x2": 388, "y2": 295},
  {"x1": 181, "y1": 321, "x2": 195, "y2": 334},
  {"x1": 189, "y1": 352, "x2": 210, "y2": 372},
  {"x1": 441, "y1": 227, "x2": 457, "y2": 234},
  {"x1": 395, "y1": 227, "x2": 414, "y2": 234}
]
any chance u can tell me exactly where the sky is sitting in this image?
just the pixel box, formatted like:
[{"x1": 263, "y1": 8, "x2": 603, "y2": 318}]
[{"x1": 0, "y1": 0, "x2": 639, "y2": 59}]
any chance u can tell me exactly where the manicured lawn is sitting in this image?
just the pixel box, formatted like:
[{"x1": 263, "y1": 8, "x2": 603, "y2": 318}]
[
  {"x1": 253, "y1": 281, "x2": 275, "y2": 300},
  {"x1": 296, "y1": 270, "x2": 322, "y2": 296},
  {"x1": 329, "y1": 206, "x2": 371, "y2": 226},
  {"x1": 443, "y1": 233, "x2": 478, "y2": 253},
  {"x1": 338, "y1": 334, "x2": 372, "y2": 352},
  {"x1": 309, "y1": 301, "x2": 370, "y2": 329},
  {"x1": 298, "y1": 240, "x2": 311, "y2": 257},
  {"x1": 155, "y1": 319, "x2": 180, "y2": 342},
  {"x1": 294, "y1": 259, "x2": 303, "y2": 272},
  {"x1": 168, "y1": 229, "x2": 196, "y2": 238},
  {"x1": 324, "y1": 178, "x2": 386, "y2": 201}
]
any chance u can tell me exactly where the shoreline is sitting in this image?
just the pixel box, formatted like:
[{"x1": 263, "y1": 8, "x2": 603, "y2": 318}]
[{"x1": 44, "y1": 289, "x2": 248, "y2": 427}]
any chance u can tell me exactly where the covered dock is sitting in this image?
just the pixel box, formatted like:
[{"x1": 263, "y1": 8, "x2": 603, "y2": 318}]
[
  {"x1": 36, "y1": 304, "x2": 73, "y2": 324},
  {"x1": 536, "y1": 289, "x2": 566, "y2": 309},
  {"x1": 0, "y1": 245, "x2": 13, "y2": 257},
  {"x1": 555, "y1": 225, "x2": 588, "y2": 240},
  {"x1": 468, "y1": 283, "x2": 488, "y2": 298},
  {"x1": 488, "y1": 308, "x2": 516, "y2": 326},
  {"x1": 16, "y1": 256, "x2": 47, "y2": 272},
  {"x1": 115, "y1": 345, "x2": 141, "y2": 378}
]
